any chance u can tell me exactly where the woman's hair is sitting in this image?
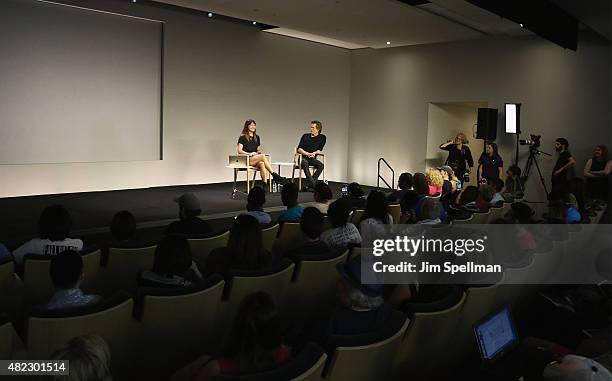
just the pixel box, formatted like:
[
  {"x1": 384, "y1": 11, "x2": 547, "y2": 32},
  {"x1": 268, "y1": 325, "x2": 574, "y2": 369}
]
[
  {"x1": 425, "y1": 168, "x2": 444, "y2": 188},
  {"x1": 225, "y1": 292, "x2": 283, "y2": 373},
  {"x1": 152, "y1": 235, "x2": 192, "y2": 278},
  {"x1": 413, "y1": 173, "x2": 429, "y2": 196},
  {"x1": 110, "y1": 210, "x2": 136, "y2": 242},
  {"x1": 38, "y1": 204, "x2": 73, "y2": 241},
  {"x1": 595, "y1": 145, "x2": 609, "y2": 161},
  {"x1": 51, "y1": 335, "x2": 112, "y2": 381},
  {"x1": 240, "y1": 119, "x2": 257, "y2": 141},
  {"x1": 313, "y1": 182, "x2": 333, "y2": 203},
  {"x1": 361, "y1": 190, "x2": 390, "y2": 224},
  {"x1": 327, "y1": 199, "x2": 350, "y2": 228},
  {"x1": 455, "y1": 132, "x2": 467, "y2": 144},
  {"x1": 228, "y1": 215, "x2": 265, "y2": 270},
  {"x1": 487, "y1": 142, "x2": 499, "y2": 157}
]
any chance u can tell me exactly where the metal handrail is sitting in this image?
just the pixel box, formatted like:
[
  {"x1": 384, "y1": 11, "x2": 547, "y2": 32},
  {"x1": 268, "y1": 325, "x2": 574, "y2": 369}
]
[{"x1": 377, "y1": 158, "x2": 395, "y2": 190}]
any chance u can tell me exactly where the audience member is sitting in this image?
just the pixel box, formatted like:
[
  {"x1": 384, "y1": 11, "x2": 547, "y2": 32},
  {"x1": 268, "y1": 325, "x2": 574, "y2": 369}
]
[
  {"x1": 455, "y1": 185, "x2": 479, "y2": 208},
  {"x1": 13, "y1": 205, "x2": 83, "y2": 265},
  {"x1": 359, "y1": 190, "x2": 393, "y2": 230},
  {"x1": 478, "y1": 142, "x2": 504, "y2": 182},
  {"x1": 416, "y1": 197, "x2": 442, "y2": 224},
  {"x1": 277, "y1": 183, "x2": 304, "y2": 223},
  {"x1": 489, "y1": 178, "x2": 505, "y2": 205},
  {"x1": 166, "y1": 193, "x2": 213, "y2": 236},
  {"x1": 46, "y1": 250, "x2": 101, "y2": 310},
  {"x1": 51, "y1": 334, "x2": 113, "y2": 381},
  {"x1": 172, "y1": 292, "x2": 289, "y2": 380},
  {"x1": 204, "y1": 215, "x2": 272, "y2": 282},
  {"x1": 320, "y1": 200, "x2": 362, "y2": 250},
  {"x1": 425, "y1": 168, "x2": 444, "y2": 196},
  {"x1": 312, "y1": 182, "x2": 333, "y2": 214},
  {"x1": 388, "y1": 172, "x2": 414, "y2": 204},
  {"x1": 139, "y1": 235, "x2": 203, "y2": 288},
  {"x1": 546, "y1": 200, "x2": 568, "y2": 224},
  {"x1": 341, "y1": 182, "x2": 367, "y2": 210},
  {"x1": 242, "y1": 186, "x2": 272, "y2": 226},
  {"x1": 504, "y1": 165, "x2": 524, "y2": 201},
  {"x1": 110, "y1": 210, "x2": 137, "y2": 242},
  {"x1": 287, "y1": 207, "x2": 335, "y2": 261},
  {"x1": 566, "y1": 194, "x2": 582, "y2": 223},
  {"x1": 552, "y1": 138, "x2": 576, "y2": 195},
  {"x1": 475, "y1": 184, "x2": 493, "y2": 210},
  {"x1": 584, "y1": 145, "x2": 611, "y2": 203},
  {"x1": 438, "y1": 165, "x2": 454, "y2": 196},
  {"x1": 505, "y1": 202, "x2": 536, "y2": 224}
]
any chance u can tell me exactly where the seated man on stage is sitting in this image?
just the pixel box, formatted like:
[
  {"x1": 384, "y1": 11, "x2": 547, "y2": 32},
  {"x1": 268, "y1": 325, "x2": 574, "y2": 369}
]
[{"x1": 297, "y1": 120, "x2": 326, "y2": 191}]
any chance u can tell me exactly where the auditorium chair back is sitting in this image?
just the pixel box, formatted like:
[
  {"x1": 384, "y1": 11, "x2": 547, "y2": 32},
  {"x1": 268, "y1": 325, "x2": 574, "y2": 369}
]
[
  {"x1": 135, "y1": 275, "x2": 225, "y2": 377},
  {"x1": 102, "y1": 244, "x2": 156, "y2": 294},
  {"x1": 272, "y1": 223, "x2": 303, "y2": 255},
  {"x1": 350, "y1": 210, "x2": 364, "y2": 225},
  {"x1": 0, "y1": 316, "x2": 13, "y2": 359},
  {"x1": 0, "y1": 258, "x2": 19, "y2": 314},
  {"x1": 388, "y1": 204, "x2": 401, "y2": 225},
  {"x1": 261, "y1": 223, "x2": 279, "y2": 252},
  {"x1": 189, "y1": 231, "x2": 230, "y2": 270}
]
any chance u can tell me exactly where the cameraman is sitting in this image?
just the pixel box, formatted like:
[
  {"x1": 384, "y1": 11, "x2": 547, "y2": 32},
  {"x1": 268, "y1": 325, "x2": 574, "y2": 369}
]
[
  {"x1": 551, "y1": 138, "x2": 576, "y2": 195},
  {"x1": 439, "y1": 133, "x2": 473, "y2": 185}
]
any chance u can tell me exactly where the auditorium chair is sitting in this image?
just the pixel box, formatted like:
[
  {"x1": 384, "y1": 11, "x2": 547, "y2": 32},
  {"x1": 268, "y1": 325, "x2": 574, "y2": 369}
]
[
  {"x1": 288, "y1": 250, "x2": 348, "y2": 320},
  {"x1": 350, "y1": 209, "x2": 364, "y2": 225},
  {"x1": 321, "y1": 215, "x2": 332, "y2": 232},
  {"x1": 323, "y1": 310, "x2": 409, "y2": 381},
  {"x1": 189, "y1": 231, "x2": 230, "y2": 271},
  {"x1": 135, "y1": 275, "x2": 225, "y2": 378},
  {"x1": 499, "y1": 255, "x2": 535, "y2": 308},
  {"x1": 292, "y1": 149, "x2": 325, "y2": 190},
  {"x1": 227, "y1": 154, "x2": 272, "y2": 198},
  {"x1": 0, "y1": 258, "x2": 21, "y2": 314},
  {"x1": 392, "y1": 287, "x2": 466, "y2": 379},
  {"x1": 470, "y1": 210, "x2": 491, "y2": 224},
  {"x1": 261, "y1": 223, "x2": 279, "y2": 252},
  {"x1": 272, "y1": 222, "x2": 302, "y2": 255},
  {"x1": 212, "y1": 342, "x2": 327, "y2": 381},
  {"x1": 26, "y1": 292, "x2": 136, "y2": 374},
  {"x1": 487, "y1": 205, "x2": 506, "y2": 223},
  {"x1": 0, "y1": 315, "x2": 13, "y2": 359},
  {"x1": 101, "y1": 243, "x2": 156, "y2": 294},
  {"x1": 23, "y1": 247, "x2": 101, "y2": 305},
  {"x1": 388, "y1": 204, "x2": 401, "y2": 224},
  {"x1": 451, "y1": 214, "x2": 473, "y2": 224}
]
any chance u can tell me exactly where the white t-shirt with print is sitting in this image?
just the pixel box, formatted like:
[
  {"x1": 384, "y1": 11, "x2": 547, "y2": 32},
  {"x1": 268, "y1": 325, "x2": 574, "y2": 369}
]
[{"x1": 12, "y1": 238, "x2": 83, "y2": 264}]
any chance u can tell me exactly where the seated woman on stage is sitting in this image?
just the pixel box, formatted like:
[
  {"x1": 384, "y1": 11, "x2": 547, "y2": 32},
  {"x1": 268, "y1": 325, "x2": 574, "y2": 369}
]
[{"x1": 237, "y1": 119, "x2": 283, "y2": 186}]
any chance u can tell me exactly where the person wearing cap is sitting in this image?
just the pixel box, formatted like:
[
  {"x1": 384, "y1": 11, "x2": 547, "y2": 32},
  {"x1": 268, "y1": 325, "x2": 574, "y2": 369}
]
[
  {"x1": 166, "y1": 193, "x2": 213, "y2": 236},
  {"x1": 438, "y1": 165, "x2": 454, "y2": 196},
  {"x1": 340, "y1": 182, "x2": 366, "y2": 210},
  {"x1": 552, "y1": 138, "x2": 576, "y2": 195}
]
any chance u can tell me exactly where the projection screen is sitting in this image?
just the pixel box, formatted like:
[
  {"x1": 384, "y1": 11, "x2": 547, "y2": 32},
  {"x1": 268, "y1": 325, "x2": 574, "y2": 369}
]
[{"x1": 0, "y1": 0, "x2": 163, "y2": 164}]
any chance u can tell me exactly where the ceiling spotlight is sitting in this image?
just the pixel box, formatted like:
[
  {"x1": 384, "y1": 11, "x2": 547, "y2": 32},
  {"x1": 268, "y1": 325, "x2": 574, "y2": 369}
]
[
  {"x1": 207, "y1": 12, "x2": 213, "y2": 18},
  {"x1": 519, "y1": 23, "x2": 524, "y2": 28},
  {"x1": 252, "y1": 21, "x2": 257, "y2": 25},
  {"x1": 131, "y1": 0, "x2": 136, "y2": 3},
  {"x1": 386, "y1": 41, "x2": 391, "y2": 45}
]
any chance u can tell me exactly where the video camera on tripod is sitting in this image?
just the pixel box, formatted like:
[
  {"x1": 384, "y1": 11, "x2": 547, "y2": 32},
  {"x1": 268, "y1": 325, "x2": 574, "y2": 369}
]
[
  {"x1": 519, "y1": 133, "x2": 551, "y2": 196},
  {"x1": 519, "y1": 134, "x2": 541, "y2": 148}
]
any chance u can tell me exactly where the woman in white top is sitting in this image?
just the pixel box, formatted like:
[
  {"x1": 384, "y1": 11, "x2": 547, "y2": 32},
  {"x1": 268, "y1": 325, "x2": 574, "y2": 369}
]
[
  {"x1": 13, "y1": 205, "x2": 83, "y2": 264},
  {"x1": 320, "y1": 199, "x2": 362, "y2": 249},
  {"x1": 312, "y1": 182, "x2": 333, "y2": 214}
]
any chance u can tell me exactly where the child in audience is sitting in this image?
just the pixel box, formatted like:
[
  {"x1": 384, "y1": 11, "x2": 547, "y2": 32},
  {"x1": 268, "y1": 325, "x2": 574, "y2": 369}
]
[
  {"x1": 45, "y1": 250, "x2": 101, "y2": 310},
  {"x1": 13, "y1": 204, "x2": 83, "y2": 265},
  {"x1": 312, "y1": 182, "x2": 333, "y2": 214},
  {"x1": 489, "y1": 178, "x2": 505, "y2": 205},
  {"x1": 277, "y1": 183, "x2": 304, "y2": 223},
  {"x1": 242, "y1": 186, "x2": 271, "y2": 226},
  {"x1": 51, "y1": 334, "x2": 113, "y2": 381},
  {"x1": 388, "y1": 172, "x2": 414, "y2": 205},
  {"x1": 139, "y1": 235, "x2": 203, "y2": 288},
  {"x1": 425, "y1": 168, "x2": 444, "y2": 196},
  {"x1": 359, "y1": 190, "x2": 393, "y2": 230},
  {"x1": 287, "y1": 207, "x2": 335, "y2": 261},
  {"x1": 110, "y1": 210, "x2": 137, "y2": 243},
  {"x1": 320, "y1": 199, "x2": 362, "y2": 250},
  {"x1": 172, "y1": 292, "x2": 290, "y2": 380}
]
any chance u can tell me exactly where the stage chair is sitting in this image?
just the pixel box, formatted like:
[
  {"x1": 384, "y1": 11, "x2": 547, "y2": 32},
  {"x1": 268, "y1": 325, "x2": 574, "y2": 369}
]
[
  {"x1": 262, "y1": 223, "x2": 280, "y2": 252},
  {"x1": 212, "y1": 342, "x2": 327, "y2": 381},
  {"x1": 324, "y1": 310, "x2": 409, "y2": 381},
  {"x1": 288, "y1": 250, "x2": 348, "y2": 320},
  {"x1": 227, "y1": 154, "x2": 272, "y2": 198},
  {"x1": 26, "y1": 293, "x2": 137, "y2": 374},
  {"x1": 388, "y1": 204, "x2": 401, "y2": 224},
  {"x1": 189, "y1": 231, "x2": 230, "y2": 271},
  {"x1": 291, "y1": 149, "x2": 325, "y2": 190},
  {"x1": 101, "y1": 243, "x2": 156, "y2": 294},
  {"x1": 135, "y1": 276, "x2": 225, "y2": 378}
]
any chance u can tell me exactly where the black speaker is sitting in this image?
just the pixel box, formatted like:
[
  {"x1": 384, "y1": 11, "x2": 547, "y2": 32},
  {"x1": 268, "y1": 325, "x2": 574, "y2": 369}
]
[{"x1": 477, "y1": 108, "x2": 498, "y2": 140}]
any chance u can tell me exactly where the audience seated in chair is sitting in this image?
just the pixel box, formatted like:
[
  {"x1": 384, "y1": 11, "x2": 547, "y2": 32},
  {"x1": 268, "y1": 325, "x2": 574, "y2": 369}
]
[
  {"x1": 438, "y1": 165, "x2": 455, "y2": 196},
  {"x1": 277, "y1": 183, "x2": 304, "y2": 223},
  {"x1": 416, "y1": 197, "x2": 442, "y2": 225},
  {"x1": 44, "y1": 250, "x2": 101, "y2": 311},
  {"x1": 286, "y1": 207, "x2": 335, "y2": 262},
  {"x1": 359, "y1": 191, "x2": 393, "y2": 233},
  {"x1": 204, "y1": 215, "x2": 273, "y2": 283},
  {"x1": 503, "y1": 165, "x2": 524, "y2": 201},
  {"x1": 51, "y1": 334, "x2": 113, "y2": 381},
  {"x1": 241, "y1": 186, "x2": 271, "y2": 226},
  {"x1": 312, "y1": 182, "x2": 333, "y2": 214},
  {"x1": 387, "y1": 172, "x2": 414, "y2": 205},
  {"x1": 166, "y1": 193, "x2": 213, "y2": 236},
  {"x1": 488, "y1": 178, "x2": 505, "y2": 205},
  {"x1": 13, "y1": 204, "x2": 83, "y2": 265},
  {"x1": 475, "y1": 183, "x2": 494, "y2": 210},
  {"x1": 172, "y1": 292, "x2": 291, "y2": 381},
  {"x1": 109, "y1": 210, "x2": 137, "y2": 244},
  {"x1": 339, "y1": 182, "x2": 366, "y2": 210},
  {"x1": 425, "y1": 168, "x2": 443, "y2": 197},
  {"x1": 139, "y1": 235, "x2": 203, "y2": 288},
  {"x1": 320, "y1": 200, "x2": 362, "y2": 251}
]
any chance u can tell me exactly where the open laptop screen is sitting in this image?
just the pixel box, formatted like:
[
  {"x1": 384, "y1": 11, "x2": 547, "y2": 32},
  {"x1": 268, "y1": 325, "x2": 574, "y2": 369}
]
[{"x1": 474, "y1": 306, "x2": 518, "y2": 361}]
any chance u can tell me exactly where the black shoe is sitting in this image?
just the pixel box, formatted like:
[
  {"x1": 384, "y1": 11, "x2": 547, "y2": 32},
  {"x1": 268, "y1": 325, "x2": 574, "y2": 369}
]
[{"x1": 271, "y1": 172, "x2": 286, "y2": 184}]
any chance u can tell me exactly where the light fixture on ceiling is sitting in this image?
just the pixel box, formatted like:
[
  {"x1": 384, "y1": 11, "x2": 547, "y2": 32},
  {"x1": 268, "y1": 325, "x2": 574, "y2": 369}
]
[
  {"x1": 207, "y1": 12, "x2": 213, "y2": 18},
  {"x1": 519, "y1": 23, "x2": 524, "y2": 28},
  {"x1": 252, "y1": 21, "x2": 257, "y2": 25},
  {"x1": 386, "y1": 41, "x2": 391, "y2": 45}
]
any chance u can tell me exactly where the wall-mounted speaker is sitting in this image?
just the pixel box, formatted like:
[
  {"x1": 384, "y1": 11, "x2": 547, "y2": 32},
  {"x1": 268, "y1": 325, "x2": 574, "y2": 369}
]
[{"x1": 477, "y1": 108, "x2": 498, "y2": 140}]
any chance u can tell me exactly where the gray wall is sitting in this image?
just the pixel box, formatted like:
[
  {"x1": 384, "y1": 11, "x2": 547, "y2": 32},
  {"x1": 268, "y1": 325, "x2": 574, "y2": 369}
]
[
  {"x1": 349, "y1": 34, "x2": 611, "y2": 201},
  {"x1": 0, "y1": 0, "x2": 351, "y2": 197}
]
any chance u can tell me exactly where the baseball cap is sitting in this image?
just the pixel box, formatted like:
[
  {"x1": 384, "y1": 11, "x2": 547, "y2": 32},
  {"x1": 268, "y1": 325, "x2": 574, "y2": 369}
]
[
  {"x1": 439, "y1": 165, "x2": 453, "y2": 178},
  {"x1": 173, "y1": 193, "x2": 201, "y2": 211}
]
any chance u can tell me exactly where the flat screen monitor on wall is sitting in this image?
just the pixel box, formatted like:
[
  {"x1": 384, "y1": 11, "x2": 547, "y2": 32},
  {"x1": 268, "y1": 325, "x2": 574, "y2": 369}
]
[
  {"x1": 0, "y1": 0, "x2": 163, "y2": 165},
  {"x1": 505, "y1": 103, "x2": 521, "y2": 134}
]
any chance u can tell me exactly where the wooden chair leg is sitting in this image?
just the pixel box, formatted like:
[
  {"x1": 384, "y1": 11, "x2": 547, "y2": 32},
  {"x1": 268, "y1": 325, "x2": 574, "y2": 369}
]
[
  {"x1": 323, "y1": 156, "x2": 326, "y2": 183},
  {"x1": 246, "y1": 169, "x2": 250, "y2": 194}
]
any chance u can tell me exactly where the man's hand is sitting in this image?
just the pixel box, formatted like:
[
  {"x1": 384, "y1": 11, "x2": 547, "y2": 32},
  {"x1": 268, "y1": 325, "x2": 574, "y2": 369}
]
[
  {"x1": 554, "y1": 169, "x2": 561, "y2": 176},
  {"x1": 307, "y1": 152, "x2": 316, "y2": 158}
]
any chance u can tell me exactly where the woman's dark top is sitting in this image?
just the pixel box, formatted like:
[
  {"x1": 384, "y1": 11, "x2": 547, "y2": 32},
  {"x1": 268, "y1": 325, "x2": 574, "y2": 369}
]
[
  {"x1": 238, "y1": 135, "x2": 260, "y2": 153},
  {"x1": 440, "y1": 144, "x2": 474, "y2": 177},
  {"x1": 587, "y1": 158, "x2": 610, "y2": 200},
  {"x1": 479, "y1": 153, "x2": 503, "y2": 180}
]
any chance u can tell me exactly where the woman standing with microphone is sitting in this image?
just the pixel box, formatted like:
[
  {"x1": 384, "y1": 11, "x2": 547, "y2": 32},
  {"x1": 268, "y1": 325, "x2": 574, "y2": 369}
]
[
  {"x1": 439, "y1": 132, "x2": 474, "y2": 185},
  {"x1": 478, "y1": 142, "x2": 504, "y2": 183}
]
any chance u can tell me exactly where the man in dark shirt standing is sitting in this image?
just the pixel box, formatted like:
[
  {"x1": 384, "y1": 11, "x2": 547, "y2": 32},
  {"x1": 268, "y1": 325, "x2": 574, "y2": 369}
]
[
  {"x1": 166, "y1": 192, "x2": 213, "y2": 236},
  {"x1": 297, "y1": 121, "x2": 326, "y2": 191},
  {"x1": 551, "y1": 138, "x2": 576, "y2": 195}
]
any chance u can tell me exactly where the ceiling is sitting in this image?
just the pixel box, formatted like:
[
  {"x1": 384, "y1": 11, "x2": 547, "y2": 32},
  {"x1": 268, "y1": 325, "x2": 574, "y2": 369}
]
[{"x1": 151, "y1": 0, "x2": 607, "y2": 49}]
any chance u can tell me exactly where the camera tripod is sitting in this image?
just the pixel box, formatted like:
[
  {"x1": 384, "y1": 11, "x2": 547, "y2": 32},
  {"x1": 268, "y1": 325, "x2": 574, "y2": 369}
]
[{"x1": 521, "y1": 147, "x2": 552, "y2": 197}]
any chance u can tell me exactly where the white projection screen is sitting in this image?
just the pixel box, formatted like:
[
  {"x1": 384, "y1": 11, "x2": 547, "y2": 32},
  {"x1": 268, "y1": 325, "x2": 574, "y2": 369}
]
[{"x1": 0, "y1": 0, "x2": 163, "y2": 164}]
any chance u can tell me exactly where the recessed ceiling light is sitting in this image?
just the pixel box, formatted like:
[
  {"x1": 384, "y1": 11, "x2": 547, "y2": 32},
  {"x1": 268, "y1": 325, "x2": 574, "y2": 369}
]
[
  {"x1": 208, "y1": 12, "x2": 213, "y2": 18},
  {"x1": 519, "y1": 23, "x2": 524, "y2": 28},
  {"x1": 386, "y1": 41, "x2": 391, "y2": 45},
  {"x1": 252, "y1": 21, "x2": 257, "y2": 25}
]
